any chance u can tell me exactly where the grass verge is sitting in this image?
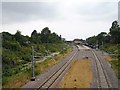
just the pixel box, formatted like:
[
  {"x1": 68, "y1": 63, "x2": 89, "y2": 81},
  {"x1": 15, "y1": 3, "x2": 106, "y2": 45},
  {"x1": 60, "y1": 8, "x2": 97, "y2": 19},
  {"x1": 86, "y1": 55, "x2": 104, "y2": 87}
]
[
  {"x1": 102, "y1": 44, "x2": 120, "y2": 79},
  {"x1": 109, "y1": 58, "x2": 120, "y2": 79},
  {"x1": 105, "y1": 56, "x2": 120, "y2": 79}
]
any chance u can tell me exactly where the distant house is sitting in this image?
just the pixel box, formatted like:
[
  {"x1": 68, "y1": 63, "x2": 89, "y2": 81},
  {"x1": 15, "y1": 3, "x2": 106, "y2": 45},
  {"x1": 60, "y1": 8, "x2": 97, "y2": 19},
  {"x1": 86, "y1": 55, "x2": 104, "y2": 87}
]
[{"x1": 73, "y1": 39, "x2": 82, "y2": 45}]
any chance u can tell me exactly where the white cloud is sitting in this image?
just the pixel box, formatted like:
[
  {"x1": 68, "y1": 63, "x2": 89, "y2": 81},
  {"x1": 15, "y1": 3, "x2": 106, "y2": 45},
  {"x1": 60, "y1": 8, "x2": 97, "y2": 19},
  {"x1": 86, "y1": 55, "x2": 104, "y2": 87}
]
[
  {"x1": 2, "y1": 2, "x2": 59, "y2": 24},
  {"x1": 1, "y1": 0, "x2": 119, "y2": 40}
]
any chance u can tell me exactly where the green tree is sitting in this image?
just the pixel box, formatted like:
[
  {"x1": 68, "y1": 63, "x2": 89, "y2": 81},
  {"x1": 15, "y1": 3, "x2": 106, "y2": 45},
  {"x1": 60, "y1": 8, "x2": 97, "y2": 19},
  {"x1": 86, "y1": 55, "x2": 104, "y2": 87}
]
[
  {"x1": 14, "y1": 30, "x2": 24, "y2": 45},
  {"x1": 49, "y1": 33, "x2": 61, "y2": 43},
  {"x1": 109, "y1": 20, "x2": 120, "y2": 44},
  {"x1": 96, "y1": 32, "x2": 107, "y2": 45},
  {"x1": 86, "y1": 35, "x2": 97, "y2": 45},
  {"x1": 31, "y1": 30, "x2": 37, "y2": 43},
  {"x1": 41, "y1": 27, "x2": 51, "y2": 43},
  {"x1": 2, "y1": 32, "x2": 21, "y2": 50}
]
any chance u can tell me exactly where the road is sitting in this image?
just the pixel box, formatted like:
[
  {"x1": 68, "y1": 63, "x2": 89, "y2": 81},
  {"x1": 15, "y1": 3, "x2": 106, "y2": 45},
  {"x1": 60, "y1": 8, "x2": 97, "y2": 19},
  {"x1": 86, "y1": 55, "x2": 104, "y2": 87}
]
[{"x1": 21, "y1": 45, "x2": 118, "y2": 89}]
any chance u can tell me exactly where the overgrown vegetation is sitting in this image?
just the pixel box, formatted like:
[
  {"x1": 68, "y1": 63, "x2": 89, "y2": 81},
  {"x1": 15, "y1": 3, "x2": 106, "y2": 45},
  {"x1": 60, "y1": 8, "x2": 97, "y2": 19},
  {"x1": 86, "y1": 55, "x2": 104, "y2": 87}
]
[
  {"x1": 2, "y1": 48, "x2": 72, "y2": 88},
  {"x1": 110, "y1": 58, "x2": 120, "y2": 79},
  {"x1": 2, "y1": 27, "x2": 71, "y2": 87},
  {"x1": 86, "y1": 20, "x2": 120, "y2": 79}
]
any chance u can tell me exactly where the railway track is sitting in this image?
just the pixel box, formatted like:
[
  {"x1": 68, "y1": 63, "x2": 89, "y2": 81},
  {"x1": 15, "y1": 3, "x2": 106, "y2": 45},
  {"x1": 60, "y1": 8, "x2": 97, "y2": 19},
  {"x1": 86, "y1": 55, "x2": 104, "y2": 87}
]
[
  {"x1": 21, "y1": 45, "x2": 118, "y2": 89},
  {"x1": 91, "y1": 50, "x2": 112, "y2": 88},
  {"x1": 37, "y1": 50, "x2": 78, "y2": 89}
]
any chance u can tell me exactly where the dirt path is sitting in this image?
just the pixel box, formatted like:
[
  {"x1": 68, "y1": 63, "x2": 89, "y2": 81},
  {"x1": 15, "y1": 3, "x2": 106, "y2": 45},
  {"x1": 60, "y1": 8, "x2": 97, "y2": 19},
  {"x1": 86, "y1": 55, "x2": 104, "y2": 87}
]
[{"x1": 59, "y1": 59, "x2": 93, "y2": 88}]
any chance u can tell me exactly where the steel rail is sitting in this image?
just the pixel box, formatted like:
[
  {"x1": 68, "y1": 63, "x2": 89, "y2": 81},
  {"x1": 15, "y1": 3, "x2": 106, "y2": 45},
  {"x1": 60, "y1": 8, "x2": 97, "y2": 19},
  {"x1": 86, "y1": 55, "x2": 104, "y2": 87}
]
[
  {"x1": 91, "y1": 50, "x2": 112, "y2": 88},
  {"x1": 37, "y1": 50, "x2": 78, "y2": 89}
]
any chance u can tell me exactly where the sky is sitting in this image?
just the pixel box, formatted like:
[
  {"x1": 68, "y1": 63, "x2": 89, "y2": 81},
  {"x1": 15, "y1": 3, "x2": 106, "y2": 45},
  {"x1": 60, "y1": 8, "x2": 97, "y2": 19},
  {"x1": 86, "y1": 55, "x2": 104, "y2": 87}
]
[{"x1": 1, "y1": 0, "x2": 120, "y2": 40}]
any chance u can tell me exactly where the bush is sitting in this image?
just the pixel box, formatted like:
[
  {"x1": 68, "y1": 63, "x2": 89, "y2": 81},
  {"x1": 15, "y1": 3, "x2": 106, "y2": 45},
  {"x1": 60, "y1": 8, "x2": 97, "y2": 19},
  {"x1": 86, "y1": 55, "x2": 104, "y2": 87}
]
[
  {"x1": 2, "y1": 48, "x2": 20, "y2": 65},
  {"x1": 2, "y1": 76, "x2": 8, "y2": 85},
  {"x1": 102, "y1": 44, "x2": 119, "y2": 54}
]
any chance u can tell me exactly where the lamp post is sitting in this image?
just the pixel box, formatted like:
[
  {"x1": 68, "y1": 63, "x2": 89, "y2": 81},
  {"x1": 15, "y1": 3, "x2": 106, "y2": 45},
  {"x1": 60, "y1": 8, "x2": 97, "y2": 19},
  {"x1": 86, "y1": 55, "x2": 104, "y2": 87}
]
[{"x1": 31, "y1": 46, "x2": 35, "y2": 81}]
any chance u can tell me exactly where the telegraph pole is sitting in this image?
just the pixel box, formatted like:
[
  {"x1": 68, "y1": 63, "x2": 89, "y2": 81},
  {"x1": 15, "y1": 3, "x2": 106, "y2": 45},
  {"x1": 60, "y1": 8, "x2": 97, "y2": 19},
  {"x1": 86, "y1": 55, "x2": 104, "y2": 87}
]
[
  {"x1": 102, "y1": 41, "x2": 103, "y2": 49},
  {"x1": 102, "y1": 41, "x2": 104, "y2": 54},
  {"x1": 96, "y1": 40, "x2": 98, "y2": 50},
  {"x1": 31, "y1": 46, "x2": 35, "y2": 81}
]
